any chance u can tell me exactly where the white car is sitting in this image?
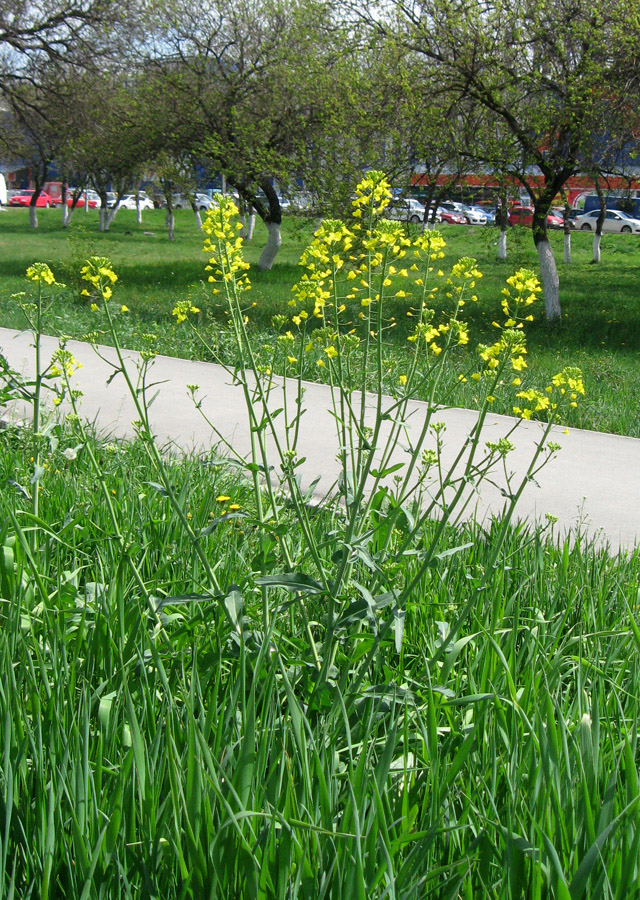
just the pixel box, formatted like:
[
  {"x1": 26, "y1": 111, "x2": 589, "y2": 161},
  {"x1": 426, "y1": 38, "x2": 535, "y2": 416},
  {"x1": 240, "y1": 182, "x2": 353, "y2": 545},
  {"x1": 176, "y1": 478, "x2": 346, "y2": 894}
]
[
  {"x1": 384, "y1": 198, "x2": 425, "y2": 224},
  {"x1": 574, "y1": 208, "x2": 640, "y2": 233},
  {"x1": 171, "y1": 192, "x2": 217, "y2": 211},
  {"x1": 459, "y1": 204, "x2": 487, "y2": 225},
  {"x1": 465, "y1": 204, "x2": 491, "y2": 225},
  {"x1": 118, "y1": 191, "x2": 155, "y2": 211}
]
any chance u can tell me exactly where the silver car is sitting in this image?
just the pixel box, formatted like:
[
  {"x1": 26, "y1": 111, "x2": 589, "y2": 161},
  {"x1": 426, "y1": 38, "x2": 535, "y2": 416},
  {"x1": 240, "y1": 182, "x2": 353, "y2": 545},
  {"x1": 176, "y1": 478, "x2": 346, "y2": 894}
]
[
  {"x1": 384, "y1": 198, "x2": 426, "y2": 224},
  {"x1": 574, "y1": 209, "x2": 640, "y2": 233},
  {"x1": 459, "y1": 204, "x2": 487, "y2": 225}
]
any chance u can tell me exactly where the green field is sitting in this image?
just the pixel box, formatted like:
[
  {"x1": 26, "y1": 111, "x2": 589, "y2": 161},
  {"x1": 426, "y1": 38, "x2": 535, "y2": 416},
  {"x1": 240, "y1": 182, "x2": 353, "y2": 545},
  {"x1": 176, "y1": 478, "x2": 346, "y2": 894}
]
[{"x1": 2, "y1": 206, "x2": 640, "y2": 435}]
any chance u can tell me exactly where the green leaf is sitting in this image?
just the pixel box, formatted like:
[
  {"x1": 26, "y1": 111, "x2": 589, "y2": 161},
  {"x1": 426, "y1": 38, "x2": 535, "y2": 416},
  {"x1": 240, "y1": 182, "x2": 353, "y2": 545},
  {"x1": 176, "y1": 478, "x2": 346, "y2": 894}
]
[
  {"x1": 145, "y1": 480, "x2": 170, "y2": 497},
  {"x1": 223, "y1": 587, "x2": 244, "y2": 629},
  {"x1": 256, "y1": 573, "x2": 324, "y2": 593},
  {"x1": 370, "y1": 462, "x2": 405, "y2": 478},
  {"x1": 200, "y1": 511, "x2": 247, "y2": 534},
  {"x1": 569, "y1": 799, "x2": 637, "y2": 899}
]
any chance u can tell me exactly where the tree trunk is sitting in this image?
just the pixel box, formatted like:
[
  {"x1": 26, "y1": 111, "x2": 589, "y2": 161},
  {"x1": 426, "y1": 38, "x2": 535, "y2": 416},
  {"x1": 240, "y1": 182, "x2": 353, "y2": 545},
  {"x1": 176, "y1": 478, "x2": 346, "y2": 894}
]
[
  {"x1": 498, "y1": 229, "x2": 507, "y2": 259},
  {"x1": 535, "y1": 239, "x2": 561, "y2": 320},
  {"x1": 99, "y1": 208, "x2": 108, "y2": 231},
  {"x1": 136, "y1": 203, "x2": 143, "y2": 225},
  {"x1": 61, "y1": 183, "x2": 70, "y2": 228},
  {"x1": 592, "y1": 179, "x2": 606, "y2": 263},
  {"x1": 592, "y1": 232, "x2": 602, "y2": 264},
  {"x1": 106, "y1": 207, "x2": 118, "y2": 229},
  {"x1": 189, "y1": 200, "x2": 203, "y2": 230},
  {"x1": 497, "y1": 186, "x2": 508, "y2": 259},
  {"x1": 244, "y1": 208, "x2": 256, "y2": 241},
  {"x1": 532, "y1": 196, "x2": 561, "y2": 320},
  {"x1": 257, "y1": 222, "x2": 282, "y2": 270},
  {"x1": 29, "y1": 205, "x2": 38, "y2": 229},
  {"x1": 166, "y1": 210, "x2": 175, "y2": 241},
  {"x1": 563, "y1": 200, "x2": 571, "y2": 263}
]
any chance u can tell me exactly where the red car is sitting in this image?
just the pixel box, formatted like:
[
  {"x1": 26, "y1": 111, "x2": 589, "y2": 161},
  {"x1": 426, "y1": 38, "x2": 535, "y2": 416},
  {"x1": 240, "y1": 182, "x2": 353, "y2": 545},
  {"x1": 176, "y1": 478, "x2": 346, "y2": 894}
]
[
  {"x1": 437, "y1": 208, "x2": 467, "y2": 225},
  {"x1": 64, "y1": 192, "x2": 100, "y2": 209},
  {"x1": 508, "y1": 205, "x2": 563, "y2": 228},
  {"x1": 8, "y1": 190, "x2": 54, "y2": 208}
]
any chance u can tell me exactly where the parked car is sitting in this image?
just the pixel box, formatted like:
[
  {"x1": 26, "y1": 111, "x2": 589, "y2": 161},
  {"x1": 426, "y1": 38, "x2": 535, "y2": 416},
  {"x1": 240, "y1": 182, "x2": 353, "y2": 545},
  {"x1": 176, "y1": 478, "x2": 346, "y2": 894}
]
[
  {"x1": 550, "y1": 207, "x2": 577, "y2": 227},
  {"x1": 64, "y1": 189, "x2": 101, "y2": 209},
  {"x1": 384, "y1": 198, "x2": 426, "y2": 224},
  {"x1": 438, "y1": 200, "x2": 467, "y2": 217},
  {"x1": 423, "y1": 206, "x2": 442, "y2": 224},
  {"x1": 8, "y1": 190, "x2": 53, "y2": 208},
  {"x1": 117, "y1": 191, "x2": 155, "y2": 211},
  {"x1": 574, "y1": 208, "x2": 640, "y2": 233},
  {"x1": 165, "y1": 193, "x2": 217, "y2": 211},
  {"x1": 106, "y1": 192, "x2": 118, "y2": 208},
  {"x1": 508, "y1": 205, "x2": 563, "y2": 228},
  {"x1": 437, "y1": 207, "x2": 467, "y2": 225},
  {"x1": 459, "y1": 204, "x2": 488, "y2": 225}
]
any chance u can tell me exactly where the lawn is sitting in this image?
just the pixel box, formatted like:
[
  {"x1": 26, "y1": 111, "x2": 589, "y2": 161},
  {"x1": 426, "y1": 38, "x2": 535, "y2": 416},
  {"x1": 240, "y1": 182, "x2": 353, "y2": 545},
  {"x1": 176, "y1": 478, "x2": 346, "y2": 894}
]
[
  {"x1": 2, "y1": 199, "x2": 640, "y2": 897},
  {"x1": 1, "y1": 206, "x2": 640, "y2": 436}
]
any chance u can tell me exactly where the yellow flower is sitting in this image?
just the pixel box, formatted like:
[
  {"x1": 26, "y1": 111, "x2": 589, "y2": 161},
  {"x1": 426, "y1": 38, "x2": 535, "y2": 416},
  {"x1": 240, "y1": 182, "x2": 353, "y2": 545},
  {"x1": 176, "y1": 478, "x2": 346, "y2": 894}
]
[
  {"x1": 398, "y1": 374, "x2": 407, "y2": 386},
  {"x1": 120, "y1": 304, "x2": 129, "y2": 313},
  {"x1": 26, "y1": 263, "x2": 56, "y2": 285},
  {"x1": 324, "y1": 345, "x2": 338, "y2": 359},
  {"x1": 172, "y1": 301, "x2": 200, "y2": 324},
  {"x1": 216, "y1": 495, "x2": 231, "y2": 503},
  {"x1": 91, "y1": 303, "x2": 99, "y2": 312}
]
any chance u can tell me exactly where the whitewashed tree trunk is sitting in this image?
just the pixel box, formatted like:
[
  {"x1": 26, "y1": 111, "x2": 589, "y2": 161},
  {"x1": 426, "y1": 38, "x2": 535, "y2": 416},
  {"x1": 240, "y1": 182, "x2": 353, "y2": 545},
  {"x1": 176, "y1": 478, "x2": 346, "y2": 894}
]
[
  {"x1": 243, "y1": 209, "x2": 256, "y2": 241},
  {"x1": 62, "y1": 204, "x2": 71, "y2": 228},
  {"x1": 193, "y1": 209, "x2": 203, "y2": 230},
  {"x1": 102, "y1": 207, "x2": 118, "y2": 231},
  {"x1": 564, "y1": 231, "x2": 571, "y2": 264},
  {"x1": 257, "y1": 222, "x2": 282, "y2": 270},
  {"x1": 498, "y1": 229, "x2": 507, "y2": 259},
  {"x1": 136, "y1": 204, "x2": 142, "y2": 225},
  {"x1": 29, "y1": 206, "x2": 38, "y2": 229},
  {"x1": 536, "y1": 239, "x2": 561, "y2": 320},
  {"x1": 166, "y1": 210, "x2": 175, "y2": 241},
  {"x1": 592, "y1": 232, "x2": 602, "y2": 263}
]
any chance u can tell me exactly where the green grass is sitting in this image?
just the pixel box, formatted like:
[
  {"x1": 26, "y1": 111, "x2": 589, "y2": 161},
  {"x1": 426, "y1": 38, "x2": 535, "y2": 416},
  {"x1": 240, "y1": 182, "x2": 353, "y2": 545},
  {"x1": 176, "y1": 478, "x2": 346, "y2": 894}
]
[
  {"x1": 2, "y1": 204, "x2": 640, "y2": 897},
  {"x1": 2, "y1": 207, "x2": 640, "y2": 436},
  {"x1": 1, "y1": 420, "x2": 640, "y2": 897}
]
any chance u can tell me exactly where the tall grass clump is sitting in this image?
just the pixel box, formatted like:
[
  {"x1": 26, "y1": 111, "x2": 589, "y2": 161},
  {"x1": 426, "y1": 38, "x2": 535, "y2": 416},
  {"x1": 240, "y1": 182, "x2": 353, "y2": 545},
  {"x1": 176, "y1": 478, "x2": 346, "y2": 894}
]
[{"x1": 1, "y1": 172, "x2": 639, "y2": 898}]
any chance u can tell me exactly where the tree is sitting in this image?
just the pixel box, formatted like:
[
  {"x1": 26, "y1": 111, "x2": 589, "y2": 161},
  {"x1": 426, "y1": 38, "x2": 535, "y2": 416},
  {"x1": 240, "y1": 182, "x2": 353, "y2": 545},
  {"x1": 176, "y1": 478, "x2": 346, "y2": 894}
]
[
  {"x1": 146, "y1": 0, "x2": 356, "y2": 268},
  {"x1": 0, "y1": 76, "x2": 61, "y2": 227},
  {"x1": 0, "y1": 0, "x2": 142, "y2": 85},
  {"x1": 374, "y1": 0, "x2": 640, "y2": 319}
]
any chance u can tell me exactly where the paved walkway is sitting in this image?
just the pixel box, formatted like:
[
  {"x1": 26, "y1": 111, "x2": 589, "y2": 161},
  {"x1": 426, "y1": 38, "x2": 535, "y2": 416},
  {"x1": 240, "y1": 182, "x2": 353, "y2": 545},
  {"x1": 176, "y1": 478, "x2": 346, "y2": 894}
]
[{"x1": 1, "y1": 326, "x2": 639, "y2": 553}]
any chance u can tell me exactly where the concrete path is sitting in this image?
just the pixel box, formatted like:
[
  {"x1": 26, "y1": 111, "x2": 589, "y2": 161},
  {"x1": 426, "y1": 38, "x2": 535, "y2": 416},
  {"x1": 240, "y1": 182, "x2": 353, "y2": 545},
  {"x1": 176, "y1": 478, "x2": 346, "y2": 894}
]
[{"x1": 1, "y1": 326, "x2": 639, "y2": 553}]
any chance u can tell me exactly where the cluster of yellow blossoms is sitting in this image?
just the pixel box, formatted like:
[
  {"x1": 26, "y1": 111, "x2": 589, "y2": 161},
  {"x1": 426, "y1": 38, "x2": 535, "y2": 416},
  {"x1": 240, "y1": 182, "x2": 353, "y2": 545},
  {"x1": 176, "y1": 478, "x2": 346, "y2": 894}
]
[
  {"x1": 26, "y1": 263, "x2": 59, "y2": 286},
  {"x1": 81, "y1": 258, "x2": 118, "y2": 293},
  {"x1": 172, "y1": 300, "x2": 201, "y2": 324},
  {"x1": 201, "y1": 197, "x2": 251, "y2": 296}
]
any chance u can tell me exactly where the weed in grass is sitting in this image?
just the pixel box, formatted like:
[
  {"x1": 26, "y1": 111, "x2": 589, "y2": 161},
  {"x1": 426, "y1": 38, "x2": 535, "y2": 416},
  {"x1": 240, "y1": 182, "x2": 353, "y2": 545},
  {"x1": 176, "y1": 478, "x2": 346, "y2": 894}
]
[{"x1": 1, "y1": 184, "x2": 639, "y2": 897}]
